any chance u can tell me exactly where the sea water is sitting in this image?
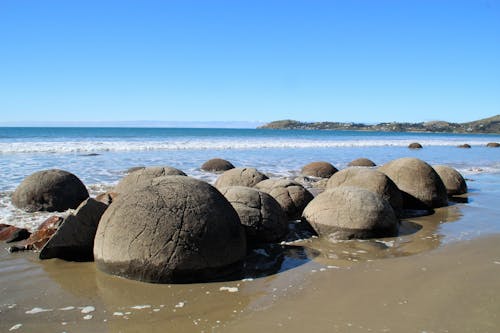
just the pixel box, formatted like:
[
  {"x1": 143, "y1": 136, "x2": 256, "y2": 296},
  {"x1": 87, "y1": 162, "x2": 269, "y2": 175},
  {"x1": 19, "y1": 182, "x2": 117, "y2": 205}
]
[{"x1": 1, "y1": 127, "x2": 499, "y2": 230}]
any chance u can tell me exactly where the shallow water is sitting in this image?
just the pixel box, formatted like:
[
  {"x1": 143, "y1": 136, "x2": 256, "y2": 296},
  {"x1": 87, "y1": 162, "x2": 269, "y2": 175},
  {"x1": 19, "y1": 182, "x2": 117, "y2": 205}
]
[{"x1": 1, "y1": 128, "x2": 500, "y2": 332}]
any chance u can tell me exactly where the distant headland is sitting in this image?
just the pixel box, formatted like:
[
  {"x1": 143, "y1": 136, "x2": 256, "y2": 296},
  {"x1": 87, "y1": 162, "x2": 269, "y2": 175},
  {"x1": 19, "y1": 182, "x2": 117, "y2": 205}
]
[{"x1": 258, "y1": 115, "x2": 500, "y2": 134}]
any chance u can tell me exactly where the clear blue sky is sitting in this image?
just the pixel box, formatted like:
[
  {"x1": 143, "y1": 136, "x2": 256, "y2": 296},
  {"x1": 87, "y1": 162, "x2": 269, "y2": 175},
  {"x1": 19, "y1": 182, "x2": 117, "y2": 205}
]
[{"x1": 1, "y1": 0, "x2": 499, "y2": 124}]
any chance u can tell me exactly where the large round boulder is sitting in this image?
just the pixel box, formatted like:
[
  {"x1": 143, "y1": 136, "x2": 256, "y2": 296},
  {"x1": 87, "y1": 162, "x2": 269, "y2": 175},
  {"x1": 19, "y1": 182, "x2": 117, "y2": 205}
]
[
  {"x1": 12, "y1": 169, "x2": 89, "y2": 212},
  {"x1": 348, "y1": 158, "x2": 376, "y2": 167},
  {"x1": 201, "y1": 158, "x2": 235, "y2": 173},
  {"x1": 255, "y1": 179, "x2": 314, "y2": 220},
  {"x1": 326, "y1": 167, "x2": 403, "y2": 215},
  {"x1": 94, "y1": 176, "x2": 246, "y2": 283},
  {"x1": 378, "y1": 158, "x2": 448, "y2": 209},
  {"x1": 433, "y1": 165, "x2": 467, "y2": 195},
  {"x1": 301, "y1": 161, "x2": 338, "y2": 178},
  {"x1": 302, "y1": 186, "x2": 399, "y2": 240},
  {"x1": 214, "y1": 167, "x2": 268, "y2": 189},
  {"x1": 219, "y1": 186, "x2": 288, "y2": 244},
  {"x1": 114, "y1": 166, "x2": 186, "y2": 194}
]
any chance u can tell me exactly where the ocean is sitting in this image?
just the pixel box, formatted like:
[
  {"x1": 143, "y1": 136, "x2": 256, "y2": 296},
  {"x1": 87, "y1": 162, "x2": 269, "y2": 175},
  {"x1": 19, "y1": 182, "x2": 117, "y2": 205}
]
[{"x1": 2, "y1": 127, "x2": 500, "y2": 332}]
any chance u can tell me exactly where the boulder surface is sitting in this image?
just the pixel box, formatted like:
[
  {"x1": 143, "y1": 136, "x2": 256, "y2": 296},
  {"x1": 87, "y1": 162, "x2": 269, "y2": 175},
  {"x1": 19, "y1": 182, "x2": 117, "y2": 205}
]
[
  {"x1": 114, "y1": 166, "x2": 186, "y2": 194},
  {"x1": 214, "y1": 167, "x2": 268, "y2": 189},
  {"x1": 301, "y1": 161, "x2": 338, "y2": 178},
  {"x1": 433, "y1": 165, "x2": 468, "y2": 195}
]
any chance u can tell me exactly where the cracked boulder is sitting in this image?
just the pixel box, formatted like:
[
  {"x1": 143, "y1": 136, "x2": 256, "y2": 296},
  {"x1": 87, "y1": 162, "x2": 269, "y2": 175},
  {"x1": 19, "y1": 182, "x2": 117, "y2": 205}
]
[
  {"x1": 254, "y1": 179, "x2": 314, "y2": 220},
  {"x1": 94, "y1": 176, "x2": 246, "y2": 283},
  {"x1": 114, "y1": 166, "x2": 186, "y2": 194},
  {"x1": 433, "y1": 165, "x2": 467, "y2": 195},
  {"x1": 12, "y1": 169, "x2": 89, "y2": 212},
  {"x1": 302, "y1": 186, "x2": 399, "y2": 240},
  {"x1": 326, "y1": 167, "x2": 403, "y2": 216},
  {"x1": 214, "y1": 167, "x2": 268, "y2": 189},
  {"x1": 378, "y1": 158, "x2": 448, "y2": 209},
  {"x1": 201, "y1": 158, "x2": 235, "y2": 173},
  {"x1": 219, "y1": 186, "x2": 288, "y2": 244}
]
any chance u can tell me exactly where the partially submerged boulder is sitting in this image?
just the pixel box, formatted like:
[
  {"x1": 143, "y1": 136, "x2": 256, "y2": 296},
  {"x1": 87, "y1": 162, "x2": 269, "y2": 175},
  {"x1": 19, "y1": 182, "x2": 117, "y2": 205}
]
[
  {"x1": 219, "y1": 186, "x2": 288, "y2": 244},
  {"x1": 39, "y1": 198, "x2": 108, "y2": 261},
  {"x1": 378, "y1": 158, "x2": 448, "y2": 209},
  {"x1": 326, "y1": 167, "x2": 403, "y2": 215},
  {"x1": 302, "y1": 186, "x2": 399, "y2": 240},
  {"x1": 301, "y1": 161, "x2": 338, "y2": 178},
  {"x1": 486, "y1": 142, "x2": 500, "y2": 148},
  {"x1": 408, "y1": 142, "x2": 423, "y2": 149},
  {"x1": 433, "y1": 165, "x2": 468, "y2": 195},
  {"x1": 214, "y1": 167, "x2": 268, "y2": 189},
  {"x1": 348, "y1": 158, "x2": 376, "y2": 167},
  {"x1": 201, "y1": 158, "x2": 235, "y2": 173},
  {"x1": 255, "y1": 179, "x2": 314, "y2": 220},
  {"x1": 94, "y1": 176, "x2": 246, "y2": 283},
  {"x1": 457, "y1": 144, "x2": 471, "y2": 149},
  {"x1": 12, "y1": 169, "x2": 89, "y2": 212},
  {"x1": 114, "y1": 166, "x2": 186, "y2": 194}
]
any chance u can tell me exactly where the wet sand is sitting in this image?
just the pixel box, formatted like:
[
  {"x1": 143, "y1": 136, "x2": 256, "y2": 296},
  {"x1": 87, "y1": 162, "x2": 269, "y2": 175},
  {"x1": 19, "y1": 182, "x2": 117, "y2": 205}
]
[{"x1": 2, "y1": 176, "x2": 500, "y2": 332}]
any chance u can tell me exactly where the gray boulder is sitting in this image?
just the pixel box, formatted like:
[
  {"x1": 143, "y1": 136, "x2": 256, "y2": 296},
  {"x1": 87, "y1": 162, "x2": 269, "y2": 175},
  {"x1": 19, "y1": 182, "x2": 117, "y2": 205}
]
[
  {"x1": 114, "y1": 166, "x2": 186, "y2": 194},
  {"x1": 201, "y1": 158, "x2": 235, "y2": 173},
  {"x1": 255, "y1": 179, "x2": 314, "y2": 220},
  {"x1": 302, "y1": 186, "x2": 399, "y2": 240},
  {"x1": 378, "y1": 158, "x2": 448, "y2": 209},
  {"x1": 433, "y1": 165, "x2": 467, "y2": 195},
  {"x1": 94, "y1": 176, "x2": 246, "y2": 283},
  {"x1": 301, "y1": 161, "x2": 338, "y2": 178},
  {"x1": 219, "y1": 186, "x2": 288, "y2": 244},
  {"x1": 214, "y1": 167, "x2": 268, "y2": 189},
  {"x1": 39, "y1": 198, "x2": 108, "y2": 261},
  {"x1": 12, "y1": 169, "x2": 89, "y2": 212},
  {"x1": 326, "y1": 167, "x2": 403, "y2": 215},
  {"x1": 348, "y1": 158, "x2": 376, "y2": 167}
]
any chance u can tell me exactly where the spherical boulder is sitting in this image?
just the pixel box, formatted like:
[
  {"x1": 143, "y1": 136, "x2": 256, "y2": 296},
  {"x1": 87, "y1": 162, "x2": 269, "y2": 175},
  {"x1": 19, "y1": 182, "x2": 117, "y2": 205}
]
[
  {"x1": 214, "y1": 167, "x2": 268, "y2": 189},
  {"x1": 408, "y1": 142, "x2": 423, "y2": 149},
  {"x1": 326, "y1": 167, "x2": 403, "y2": 215},
  {"x1": 114, "y1": 166, "x2": 186, "y2": 194},
  {"x1": 255, "y1": 179, "x2": 314, "y2": 220},
  {"x1": 457, "y1": 144, "x2": 471, "y2": 149},
  {"x1": 433, "y1": 165, "x2": 467, "y2": 195},
  {"x1": 301, "y1": 161, "x2": 338, "y2": 178},
  {"x1": 486, "y1": 142, "x2": 500, "y2": 148},
  {"x1": 94, "y1": 176, "x2": 246, "y2": 283},
  {"x1": 378, "y1": 158, "x2": 448, "y2": 209},
  {"x1": 201, "y1": 158, "x2": 235, "y2": 173},
  {"x1": 219, "y1": 186, "x2": 288, "y2": 244},
  {"x1": 348, "y1": 158, "x2": 376, "y2": 167},
  {"x1": 302, "y1": 186, "x2": 399, "y2": 240},
  {"x1": 12, "y1": 169, "x2": 89, "y2": 212}
]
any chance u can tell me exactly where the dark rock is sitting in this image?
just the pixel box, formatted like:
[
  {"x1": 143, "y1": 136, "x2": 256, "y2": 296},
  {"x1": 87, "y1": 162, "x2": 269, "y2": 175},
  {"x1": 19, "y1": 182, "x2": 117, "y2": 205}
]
[
  {"x1": 8, "y1": 216, "x2": 63, "y2": 252},
  {"x1": 378, "y1": 158, "x2": 448, "y2": 209},
  {"x1": 348, "y1": 158, "x2": 376, "y2": 167},
  {"x1": 408, "y1": 142, "x2": 423, "y2": 149},
  {"x1": 219, "y1": 186, "x2": 288, "y2": 244},
  {"x1": 39, "y1": 198, "x2": 108, "y2": 261},
  {"x1": 301, "y1": 161, "x2": 338, "y2": 178},
  {"x1": 433, "y1": 165, "x2": 468, "y2": 195},
  {"x1": 302, "y1": 186, "x2": 399, "y2": 240},
  {"x1": 12, "y1": 169, "x2": 89, "y2": 212},
  {"x1": 255, "y1": 179, "x2": 314, "y2": 220},
  {"x1": 0, "y1": 224, "x2": 31, "y2": 243},
  {"x1": 94, "y1": 176, "x2": 246, "y2": 283},
  {"x1": 458, "y1": 144, "x2": 471, "y2": 148},
  {"x1": 214, "y1": 167, "x2": 268, "y2": 189},
  {"x1": 486, "y1": 142, "x2": 500, "y2": 148},
  {"x1": 114, "y1": 166, "x2": 186, "y2": 194},
  {"x1": 201, "y1": 158, "x2": 235, "y2": 173},
  {"x1": 326, "y1": 167, "x2": 403, "y2": 215}
]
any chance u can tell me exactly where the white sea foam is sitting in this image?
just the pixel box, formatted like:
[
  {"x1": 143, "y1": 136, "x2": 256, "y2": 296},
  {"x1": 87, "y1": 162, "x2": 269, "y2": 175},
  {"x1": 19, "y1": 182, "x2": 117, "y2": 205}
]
[{"x1": 0, "y1": 138, "x2": 496, "y2": 154}]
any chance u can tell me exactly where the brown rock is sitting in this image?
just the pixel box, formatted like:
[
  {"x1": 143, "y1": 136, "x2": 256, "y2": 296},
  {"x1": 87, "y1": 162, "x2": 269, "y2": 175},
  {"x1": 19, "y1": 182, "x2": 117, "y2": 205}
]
[
  {"x1": 458, "y1": 144, "x2": 471, "y2": 148},
  {"x1": 114, "y1": 166, "x2": 186, "y2": 194},
  {"x1": 486, "y1": 142, "x2": 500, "y2": 148},
  {"x1": 95, "y1": 191, "x2": 119, "y2": 205},
  {"x1": 201, "y1": 158, "x2": 235, "y2": 173},
  {"x1": 214, "y1": 167, "x2": 268, "y2": 189},
  {"x1": 408, "y1": 142, "x2": 423, "y2": 149},
  {"x1": 9, "y1": 216, "x2": 63, "y2": 252},
  {"x1": 301, "y1": 161, "x2": 338, "y2": 178},
  {"x1": 433, "y1": 165, "x2": 468, "y2": 195},
  {"x1": 348, "y1": 158, "x2": 376, "y2": 167},
  {"x1": 0, "y1": 224, "x2": 31, "y2": 243}
]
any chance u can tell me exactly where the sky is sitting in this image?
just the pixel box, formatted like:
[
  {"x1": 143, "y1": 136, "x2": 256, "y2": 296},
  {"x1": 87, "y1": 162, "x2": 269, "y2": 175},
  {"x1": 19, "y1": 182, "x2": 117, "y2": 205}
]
[{"x1": 0, "y1": 0, "x2": 499, "y2": 125}]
